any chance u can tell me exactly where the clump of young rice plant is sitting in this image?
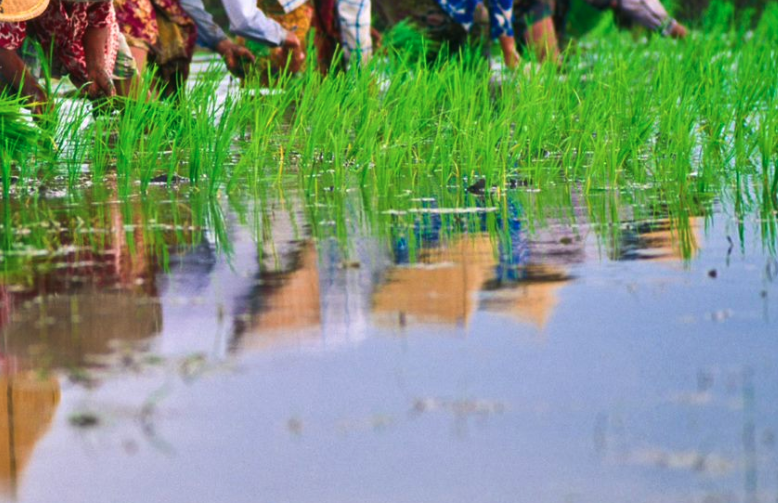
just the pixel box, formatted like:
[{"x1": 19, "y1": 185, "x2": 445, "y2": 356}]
[
  {"x1": 0, "y1": 0, "x2": 775, "y2": 234},
  {"x1": 0, "y1": 94, "x2": 47, "y2": 196}
]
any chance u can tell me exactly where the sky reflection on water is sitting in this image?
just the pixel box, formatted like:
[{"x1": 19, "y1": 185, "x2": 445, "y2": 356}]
[{"x1": 0, "y1": 184, "x2": 776, "y2": 503}]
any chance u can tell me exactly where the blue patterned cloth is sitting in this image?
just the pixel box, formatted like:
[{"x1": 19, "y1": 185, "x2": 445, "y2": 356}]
[{"x1": 435, "y1": 0, "x2": 514, "y2": 39}]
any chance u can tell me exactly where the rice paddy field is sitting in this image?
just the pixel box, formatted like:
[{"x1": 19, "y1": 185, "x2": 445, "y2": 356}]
[{"x1": 1, "y1": 2, "x2": 778, "y2": 502}]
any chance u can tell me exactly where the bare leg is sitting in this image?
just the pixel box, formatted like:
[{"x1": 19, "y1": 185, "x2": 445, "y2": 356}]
[
  {"x1": 498, "y1": 35, "x2": 520, "y2": 69},
  {"x1": 525, "y1": 17, "x2": 560, "y2": 64}
]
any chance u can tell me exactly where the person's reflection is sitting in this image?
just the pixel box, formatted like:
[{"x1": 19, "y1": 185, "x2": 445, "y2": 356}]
[
  {"x1": 155, "y1": 200, "x2": 323, "y2": 356},
  {"x1": 613, "y1": 217, "x2": 701, "y2": 263},
  {"x1": 229, "y1": 194, "x2": 390, "y2": 353},
  {"x1": 374, "y1": 234, "x2": 495, "y2": 327},
  {"x1": 480, "y1": 198, "x2": 583, "y2": 329},
  {"x1": 0, "y1": 360, "x2": 60, "y2": 499},
  {"x1": 0, "y1": 197, "x2": 163, "y2": 369},
  {"x1": 374, "y1": 195, "x2": 583, "y2": 329},
  {"x1": 232, "y1": 240, "x2": 323, "y2": 351}
]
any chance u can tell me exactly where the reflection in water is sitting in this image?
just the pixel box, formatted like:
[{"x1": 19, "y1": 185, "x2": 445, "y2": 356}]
[
  {"x1": 4, "y1": 292, "x2": 161, "y2": 368},
  {"x1": 374, "y1": 197, "x2": 583, "y2": 330},
  {"x1": 232, "y1": 197, "x2": 389, "y2": 351},
  {"x1": 0, "y1": 196, "x2": 165, "y2": 368},
  {"x1": 374, "y1": 236, "x2": 494, "y2": 327},
  {"x1": 480, "y1": 265, "x2": 568, "y2": 329},
  {"x1": 0, "y1": 184, "x2": 758, "y2": 503},
  {"x1": 234, "y1": 241, "x2": 322, "y2": 350},
  {"x1": 230, "y1": 193, "x2": 586, "y2": 343},
  {"x1": 0, "y1": 369, "x2": 59, "y2": 499},
  {"x1": 0, "y1": 187, "x2": 713, "y2": 361},
  {"x1": 615, "y1": 217, "x2": 702, "y2": 263}
]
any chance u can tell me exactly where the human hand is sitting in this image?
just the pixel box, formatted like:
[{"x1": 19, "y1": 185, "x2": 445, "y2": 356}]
[
  {"x1": 83, "y1": 26, "x2": 114, "y2": 100},
  {"x1": 216, "y1": 38, "x2": 256, "y2": 77},
  {"x1": 28, "y1": 86, "x2": 53, "y2": 118},
  {"x1": 85, "y1": 67, "x2": 116, "y2": 100},
  {"x1": 280, "y1": 31, "x2": 306, "y2": 73},
  {"x1": 668, "y1": 21, "x2": 688, "y2": 39}
]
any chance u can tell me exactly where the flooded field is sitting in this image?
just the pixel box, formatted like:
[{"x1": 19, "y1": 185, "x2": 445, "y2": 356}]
[
  {"x1": 1, "y1": 176, "x2": 776, "y2": 502},
  {"x1": 2, "y1": 13, "x2": 778, "y2": 500}
]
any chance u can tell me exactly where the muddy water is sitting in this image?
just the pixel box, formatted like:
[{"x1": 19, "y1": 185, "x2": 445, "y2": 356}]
[{"x1": 0, "y1": 182, "x2": 775, "y2": 503}]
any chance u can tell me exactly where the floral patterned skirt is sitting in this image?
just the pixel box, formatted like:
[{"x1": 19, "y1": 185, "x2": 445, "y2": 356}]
[
  {"x1": 114, "y1": 0, "x2": 196, "y2": 89},
  {"x1": 0, "y1": 0, "x2": 121, "y2": 87},
  {"x1": 248, "y1": 0, "x2": 313, "y2": 78}
]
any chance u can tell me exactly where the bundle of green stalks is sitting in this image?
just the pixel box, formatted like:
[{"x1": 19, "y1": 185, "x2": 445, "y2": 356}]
[
  {"x1": 382, "y1": 20, "x2": 444, "y2": 64},
  {"x1": 0, "y1": 97, "x2": 37, "y2": 153},
  {"x1": 1, "y1": 95, "x2": 43, "y2": 197}
]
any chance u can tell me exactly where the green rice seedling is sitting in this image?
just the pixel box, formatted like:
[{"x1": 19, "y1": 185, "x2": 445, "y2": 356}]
[
  {"x1": 174, "y1": 64, "x2": 254, "y2": 192},
  {"x1": 234, "y1": 71, "x2": 299, "y2": 191},
  {"x1": 106, "y1": 67, "x2": 190, "y2": 193},
  {"x1": 1, "y1": 152, "x2": 11, "y2": 200},
  {"x1": 0, "y1": 94, "x2": 41, "y2": 194},
  {"x1": 0, "y1": 0, "x2": 775, "y2": 257},
  {"x1": 382, "y1": 20, "x2": 444, "y2": 67},
  {"x1": 703, "y1": 0, "x2": 736, "y2": 34}
]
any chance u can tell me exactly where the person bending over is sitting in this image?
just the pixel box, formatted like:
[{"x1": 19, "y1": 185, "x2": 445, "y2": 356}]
[
  {"x1": 313, "y1": 0, "x2": 373, "y2": 72},
  {"x1": 178, "y1": 0, "x2": 306, "y2": 76},
  {"x1": 375, "y1": 0, "x2": 520, "y2": 69},
  {"x1": 555, "y1": 0, "x2": 688, "y2": 41},
  {"x1": 0, "y1": 0, "x2": 129, "y2": 114}
]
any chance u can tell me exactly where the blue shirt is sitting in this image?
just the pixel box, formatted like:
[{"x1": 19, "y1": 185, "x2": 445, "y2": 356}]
[{"x1": 435, "y1": 0, "x2": 515, "y2": 39}]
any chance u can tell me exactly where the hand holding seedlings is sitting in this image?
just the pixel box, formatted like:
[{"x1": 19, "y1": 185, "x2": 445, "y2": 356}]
[
  {"x1": 0, "y1": 48, "x2": 51, "y2": 116},
  {"x1": 82, "y1": 24, "x2": 116, "y2": 100},
  {"x1": 216, "y1": 38, "x2": 256, "y2": 78},
  {"x1": 281, "y1": 31, "x2": 306, "y2": 74}
]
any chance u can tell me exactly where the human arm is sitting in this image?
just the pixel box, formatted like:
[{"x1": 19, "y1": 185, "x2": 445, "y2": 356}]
[
  {"x1": 0, "y1": 22, "x2": 49, "y2": 115},
  {"x1": 179, "y1": 0, "x2": 308, "y2": 74},
  {"x1": 178, "y1": 0, "x2": 231, "y2": 50},
  {"x1": 225, "y1": 0, "x2": 305, "y2": 71},
  {"x1": 614, "y1": 0, "x2": 688, "y2": 37},
  {"x1": 0, "y1": 48, "x2": 49, "y2": 114},
  {"x1": 175, "y1": 0, "x2": 256, "y2": 75},
  {"x1": 221, "y1": 0, "x2": 288, "y2": 47},
  {"x1": 83, "y1": 21, "x2": 116, "y2": 99}
]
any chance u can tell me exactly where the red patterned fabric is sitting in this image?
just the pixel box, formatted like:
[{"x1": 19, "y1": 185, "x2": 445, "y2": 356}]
[
  {"x1": 114, "y1": 0, "x2": 196, "y2": 93},
  {"x1": 0, "y1": 0, "x2": 119, "y2": 86},
  {"x1": 114, "y1": 0, "x2": 196, "y2": 56},
  {"x1": 0, "y1": 19, "x2": 27, "y2": 50},
  {"x1": 313, "y1": 0, "x2": 339, "y2": 73},
  {"x1": 315, "y1": 0, "x2": 338, "y2": 37}
]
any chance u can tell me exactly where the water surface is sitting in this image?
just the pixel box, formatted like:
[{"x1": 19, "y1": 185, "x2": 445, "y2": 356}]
[{"x1": 0, "y1": 178, "x2": 775, "y2": 503}]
